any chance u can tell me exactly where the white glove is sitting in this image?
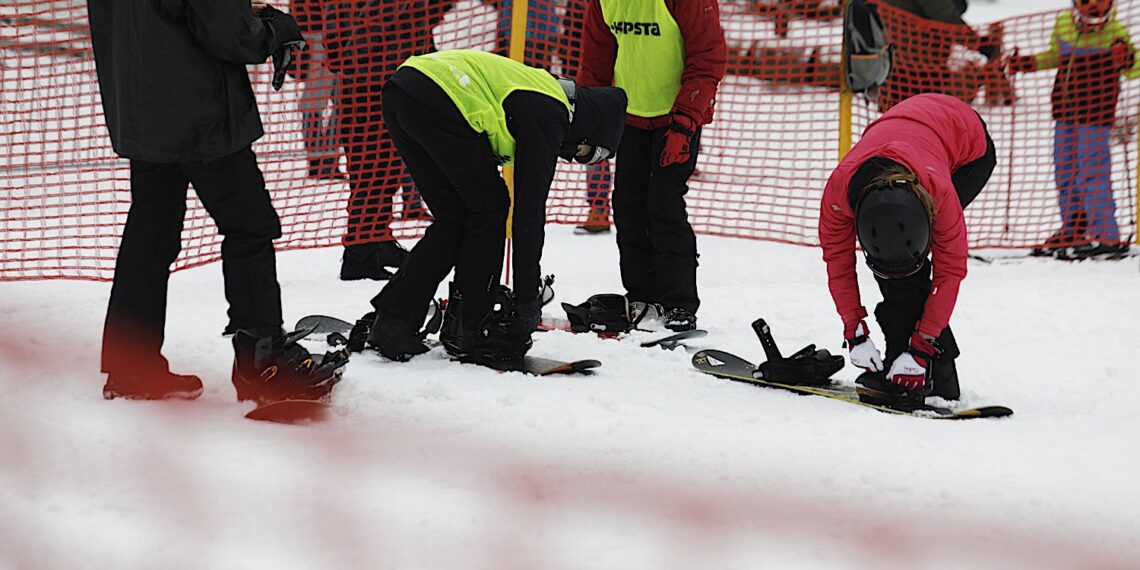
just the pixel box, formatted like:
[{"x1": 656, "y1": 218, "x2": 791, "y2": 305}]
[
  {"x1": 846, "y1": 321, "x2": 884, "y2": 372},
  {"x1": 887, "y1": 351, "x2": 928, "y2": 391}
]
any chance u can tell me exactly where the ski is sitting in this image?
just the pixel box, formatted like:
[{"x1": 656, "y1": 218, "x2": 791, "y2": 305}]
[
  {"x1": 970, "y1": 247, "x2": 1138, "y2": 264},
  {"x1": 691, "y1": 349, "x2": 1013, "y2": 420}
]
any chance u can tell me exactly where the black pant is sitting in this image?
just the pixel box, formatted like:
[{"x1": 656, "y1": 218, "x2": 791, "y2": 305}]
[
  {"x1": 872, "y1": 127, "x2": 995, "y2": 395},
  {"x1": 372, "y1": 78, "x2": 510, "y2": 329},
  {"x1": 613, "y1": 124, "x2": 701, "y2": 313},
  {"x1": 101, "y1": 148, "x2": 283, "y2": 374}
]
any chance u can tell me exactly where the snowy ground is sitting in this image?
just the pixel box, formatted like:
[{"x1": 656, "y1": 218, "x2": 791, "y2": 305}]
[
  {"x1": 5, "y1": 1, "x2": 1140, "y2": 569},
  {"x1": 3, "y1": 226, "x2": 1140, "y2": 570}
]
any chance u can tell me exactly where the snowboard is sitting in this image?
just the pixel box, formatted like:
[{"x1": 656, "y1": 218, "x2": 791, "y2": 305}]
[
  {"x1": 295, "y1": 314, "x2": 354, "y2": 347},
  {"x1": 245, "y1": 399, "x2": 331, "y2": 424},
  {"x1": 539, "y1": 317, "x2": 708, "y2": 349},
  {"x1": 639, "y1": 329, "x2": 708, "y2": 350},
  {"x1": 233, "y1": 321, "x2": 348, "y2": 424},
  {"x1": 691, "y1": 349, "x2": 1013, "y2": 420},
  {"x1": 297, "y1": 315, "x2": 598, "y2": 376},
  {"x1": 463, "y1": 356, "x2": 602, "y2": 376}
]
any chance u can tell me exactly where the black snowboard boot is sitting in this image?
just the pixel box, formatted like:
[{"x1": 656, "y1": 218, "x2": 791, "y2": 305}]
[
  {"x1": 103, "y1": 369, "x2": 204, "y2": 401},
  {"x1": 368, "y1": 311, "x2": 431, "y2": 362},
  {"x1": 855, "y1": 371, "x2": 925, "y2": 406},
  {"x1": 663, "y1": 307, "x2": 698, "y2": 332},
  {"x1": 375, "y1": 240, "x2": 410, "y2": 270},
  {"x1": 340, "y1": 243, "x2": 394, "y2": 281},
  {"x1": 440, "y1": 282, "x2": 470, "y2": 358},
  {"x1": 232, "y1": 329, "x2": 347, "y2": 404},
  {"x1": 468, "y1": 288, "x2": 536, "y2": 364},
  {"x1": 928, "y1": 358, "x2": 961, "y2": 401}
]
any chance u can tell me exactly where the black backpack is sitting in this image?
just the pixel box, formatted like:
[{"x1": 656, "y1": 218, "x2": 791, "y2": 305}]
[{"x1": 844, "y1": 0, "x2": 893, "y2": 94}]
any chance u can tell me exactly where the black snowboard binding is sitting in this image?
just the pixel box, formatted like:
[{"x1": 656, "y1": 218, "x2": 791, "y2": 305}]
[
  {"x1": 561, "y1": 293, "x2": 666, "y2": 334},
  {"x1": 441, "y1": 283, "x2": 534, "y2": 363},
  {"x1": 232, "y1": 327, "x2": 349, "y2": 404},
  {"x1": 355, "y1": 300, "x2": 444, "y2": 361},
  {"x1": 749, "y1": 318, "x2": 844, "y2": 386}
]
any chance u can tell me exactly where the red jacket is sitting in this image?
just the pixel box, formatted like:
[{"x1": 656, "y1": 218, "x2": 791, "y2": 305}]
[
  {"x1": 819, "y1": 94, "x2": 987, "y2": 339},
  {"x1": 577, "y1": 0, "x2": 727, "y2": 130}
]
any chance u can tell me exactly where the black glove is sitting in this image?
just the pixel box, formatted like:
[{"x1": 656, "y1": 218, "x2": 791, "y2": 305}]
[
  {"x1": 257, "y1": 5, "x2": 305, "y2": 90},
  {"x1": 258, "y1": 5, "x2": 304, "y2": 47},
  {"x1": 977, "y1": 43, "x2": 1000, "y2": 62},
  {"x1": 272, "y1": 40, "x2": 304, "y2": 90}
]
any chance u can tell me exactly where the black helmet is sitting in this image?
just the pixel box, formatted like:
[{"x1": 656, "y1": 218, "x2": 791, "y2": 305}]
[
  {"x1": 557, "y1": 80, "x2": 627, "y2": 164},
  {"x1": 855, "y1": 182, "x2": 931, "y2": 278}
]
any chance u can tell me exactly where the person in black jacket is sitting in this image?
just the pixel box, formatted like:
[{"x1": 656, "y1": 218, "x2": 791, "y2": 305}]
[
  {"x1": 88, "y1": 0, "x2": 346, "y2": 403},
  {"x1": 364, "y1": 50, "x2": 627, "y2": 363}
]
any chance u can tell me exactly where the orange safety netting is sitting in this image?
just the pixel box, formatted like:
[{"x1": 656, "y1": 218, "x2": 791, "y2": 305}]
[{"x1": 2, "y1": 0, "x2": 1138, "y2": 281}]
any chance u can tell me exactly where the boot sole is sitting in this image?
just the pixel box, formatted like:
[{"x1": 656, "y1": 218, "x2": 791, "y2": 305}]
[{"x1": 103, "y1": 386, "x2": 204, "y2": 401}]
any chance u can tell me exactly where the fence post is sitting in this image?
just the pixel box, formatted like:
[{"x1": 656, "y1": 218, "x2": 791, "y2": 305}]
[
  {"x1": 503, "y1": 1, "x2": 531, "y2": 276},
  {"x1": 838, "y1": 0, "x2": 853, "y2": 160}
]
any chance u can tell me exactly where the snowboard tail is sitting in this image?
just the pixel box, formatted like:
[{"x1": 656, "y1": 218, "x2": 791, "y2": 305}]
[
  {"x1": 462, "y1": 355, "x2": 601, "y2": 376},
  {"x1": 692, "y1": 349, "x2": 1012, "y2": 420},
  {"x1": 245, "y1": 399, "x2": 331, "y2": 423}
]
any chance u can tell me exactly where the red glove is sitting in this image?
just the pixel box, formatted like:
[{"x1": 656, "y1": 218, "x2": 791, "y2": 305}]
[
  {"x1": 1111, "y1": 39, "x2": 1136, "y2": 72},
  {"x1": 1004, "y1": 50, "x2": 1037, "y2": 74},
  {"x1": 659, "y1": 113, "x2": 698, "y2": 167},
  {"x1": 886, "y1": 332, "x2": 939, "y2": 392}
]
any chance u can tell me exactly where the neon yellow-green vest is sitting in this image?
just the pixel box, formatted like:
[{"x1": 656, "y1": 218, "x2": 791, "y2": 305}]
[
  {"x1": 399, "y1": 50, "x2": 571, "y2": 166},
  {"x1": 599, "y1": 0, "x2": 684, "y2": 117}
]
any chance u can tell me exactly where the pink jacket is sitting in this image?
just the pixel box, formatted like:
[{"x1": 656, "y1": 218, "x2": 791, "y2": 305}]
[{"x1": 818, "y1": 94, "x2": 987, "y2": 339}]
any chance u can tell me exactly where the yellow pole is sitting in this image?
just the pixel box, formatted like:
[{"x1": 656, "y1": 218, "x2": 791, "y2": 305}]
[
  {"x1": 503, "y1": 0, "x2": 529, "y2": 241},
  {"x1": 839, "y1": 90, "x2": 853, "y2": 160},
  {"x1": 838, "y1": 0, "x2": 853, "y2": 161}
]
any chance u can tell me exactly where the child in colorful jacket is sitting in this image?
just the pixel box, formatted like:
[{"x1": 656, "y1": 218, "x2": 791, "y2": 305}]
[{"x1": 1008, "y1": 0, "x2": 1139, "y2": 256}]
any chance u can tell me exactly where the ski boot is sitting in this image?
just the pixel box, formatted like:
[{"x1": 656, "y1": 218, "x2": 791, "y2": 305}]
[{"x1": 1056, "y1": 241, "x2": 1131, "y2": 261}]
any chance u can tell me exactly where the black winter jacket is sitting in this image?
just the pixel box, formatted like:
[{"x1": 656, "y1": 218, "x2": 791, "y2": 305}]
[{"x1": 87, "y1": 0, "x2": 301, "y2": 162}]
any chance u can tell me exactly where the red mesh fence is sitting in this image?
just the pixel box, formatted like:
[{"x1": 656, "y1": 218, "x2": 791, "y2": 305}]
[
  {"x1": 861, "y1": 0, "x2": 1140, "y2": 250},
  {"x1": 2, "y1": 0, "x2": 1138, "y2": 281}
]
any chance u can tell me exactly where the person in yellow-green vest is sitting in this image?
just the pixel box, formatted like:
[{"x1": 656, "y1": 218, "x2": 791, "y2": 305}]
[
  {"x1": 363, "y1": 49, "x2": 628, "y2": 363},
  {"x1": 1007, "y1": 0, "x2": 1139, "y2": 258},
  {"x1": 578, "y1": 0, "x2": 727, "y2": 332}
]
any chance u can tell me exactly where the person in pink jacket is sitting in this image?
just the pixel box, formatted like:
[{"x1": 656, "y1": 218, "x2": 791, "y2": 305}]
[{"x1": 818, "y1": 93, "x2": 995, "y2": 403}]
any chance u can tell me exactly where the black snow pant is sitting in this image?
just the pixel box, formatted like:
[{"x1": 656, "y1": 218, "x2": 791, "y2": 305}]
[
  {"x1": 371, "y1": 76, "x2": 510, "y2": 331},
  {"x1": 101, "y1": 147, "x2": 283, "y2": 375},
  {"x1": 613, "y1": 124, "x2": 701, "y2": 313},
  {"x1": 872, "y1": 127, "x2": 996, "y2": 399}
]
